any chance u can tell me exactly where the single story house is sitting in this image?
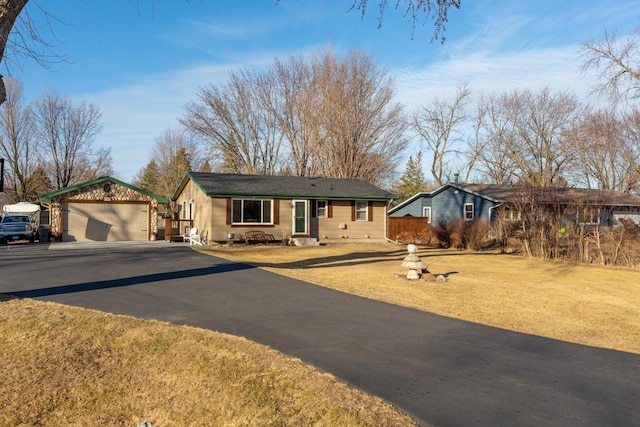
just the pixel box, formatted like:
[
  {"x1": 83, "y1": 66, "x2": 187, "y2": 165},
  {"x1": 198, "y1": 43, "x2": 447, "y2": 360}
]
[
  {"x1": 172, "y1": 172, "x2": 396, "y2": 244},
  {"x1": 389, "y1": 182, "x2": 640, "y2": 227},
  {"x1": 40, "y1": 176, "x2": 167, "y2": 242}
]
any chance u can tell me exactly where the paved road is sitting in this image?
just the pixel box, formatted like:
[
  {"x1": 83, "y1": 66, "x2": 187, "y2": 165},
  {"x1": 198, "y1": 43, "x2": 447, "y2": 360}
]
[{"x1": 1, "y1": 242, "x2": 639, "y2": 426}]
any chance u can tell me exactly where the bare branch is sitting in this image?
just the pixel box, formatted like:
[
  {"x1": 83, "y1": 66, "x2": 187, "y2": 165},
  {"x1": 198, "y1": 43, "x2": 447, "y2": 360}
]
[{"x1": 581, "y1": 28, "x2": 640, "y2": 104}]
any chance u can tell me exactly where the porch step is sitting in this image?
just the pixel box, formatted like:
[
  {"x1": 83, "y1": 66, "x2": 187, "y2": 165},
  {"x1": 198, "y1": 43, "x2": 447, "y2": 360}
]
[{"x1": 292, "y1": 237, "x2": 320, "y2": 246}]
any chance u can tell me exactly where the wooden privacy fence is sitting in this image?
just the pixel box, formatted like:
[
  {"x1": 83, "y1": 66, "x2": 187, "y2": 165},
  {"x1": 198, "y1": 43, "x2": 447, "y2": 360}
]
[{"x1": 388, "y1": 217, "x2": 431, "y2": 240}]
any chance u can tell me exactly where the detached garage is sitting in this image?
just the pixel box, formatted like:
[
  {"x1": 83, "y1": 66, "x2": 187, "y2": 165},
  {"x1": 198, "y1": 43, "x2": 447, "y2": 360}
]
[{"x1": 40, "y1": 177, "x2": 167, "y2": 242}]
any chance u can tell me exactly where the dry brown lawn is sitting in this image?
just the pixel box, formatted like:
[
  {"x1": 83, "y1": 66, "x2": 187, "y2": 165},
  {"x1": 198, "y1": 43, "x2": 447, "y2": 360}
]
[
  {"x1": 0, "y1": 296, "x2": 418, "y2": 426},
  {"x1": 3, "y1": 242, "x2": 638, "y2": 426},
  {"x1": 202, "y1": 243, "x2": 640, "y2": 354}
]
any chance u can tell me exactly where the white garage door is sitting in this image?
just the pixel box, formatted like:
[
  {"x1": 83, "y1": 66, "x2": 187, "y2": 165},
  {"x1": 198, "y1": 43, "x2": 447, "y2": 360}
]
[{"x1": 62, "y1": 202, "x2": 149, "y2": 242}]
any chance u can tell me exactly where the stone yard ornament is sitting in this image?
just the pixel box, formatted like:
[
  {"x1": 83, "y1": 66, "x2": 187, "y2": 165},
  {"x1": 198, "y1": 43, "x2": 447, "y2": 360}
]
[{"x1": 401, "y1": 244, "x2": 426, "y2": 280}]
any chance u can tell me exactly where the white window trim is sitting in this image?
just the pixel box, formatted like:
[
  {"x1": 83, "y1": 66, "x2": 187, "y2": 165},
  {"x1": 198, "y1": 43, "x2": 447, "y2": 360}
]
[
  {"x1": 422, "y1": 206, "x2": 432, "y2": 223},
  {"x1": 464, "y1": 203, "x2": 474, "y2": 221},
  {"x1": 231, "y1": 198, "x2": 274, "y2": 225},
  {"x1": 577, "y1": 208, "x2": 600, "y2": 225},
  {"x1": 355, "y1": 201, "x2": 368, "y2": 221},
  {"x1": 316, "y1": 200, "x2": 328, "y2": 218}
]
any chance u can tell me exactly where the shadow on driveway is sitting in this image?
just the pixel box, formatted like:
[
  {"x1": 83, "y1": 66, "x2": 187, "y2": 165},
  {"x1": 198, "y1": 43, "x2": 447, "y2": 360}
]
[{"x1": 7, "y1": 262, "x2": 254, "y2": 298}]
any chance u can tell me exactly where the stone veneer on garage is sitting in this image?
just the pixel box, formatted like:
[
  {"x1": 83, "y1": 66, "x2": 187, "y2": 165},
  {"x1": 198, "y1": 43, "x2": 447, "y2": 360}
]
[{"x1": 48, "y1": 181, "x2": 161, "y2": 237}]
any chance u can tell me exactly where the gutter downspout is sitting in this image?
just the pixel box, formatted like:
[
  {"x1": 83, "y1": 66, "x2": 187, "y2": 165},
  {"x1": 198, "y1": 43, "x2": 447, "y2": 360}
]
[
  {"x1": 384, "y1": 199, "x2": 390, "y2": 242},
  {"x1": 385, "y1": 199, "x2": 401, "y2": 245},
  {"x1": 488, "y1": 203, "x2": 504, "y2": 238},
  {"x1": 488, "y1": 203, "x2": 504, "y2": 223}
]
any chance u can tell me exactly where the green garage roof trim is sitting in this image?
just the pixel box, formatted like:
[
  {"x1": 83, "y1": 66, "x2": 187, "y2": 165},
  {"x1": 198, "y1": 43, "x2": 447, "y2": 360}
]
[
  {"x1": 40, "y1": 176, "x2": 168, "y2": 203},
  {"x1": 172, "y1": 172, "x2": 397, "y2": 201}
]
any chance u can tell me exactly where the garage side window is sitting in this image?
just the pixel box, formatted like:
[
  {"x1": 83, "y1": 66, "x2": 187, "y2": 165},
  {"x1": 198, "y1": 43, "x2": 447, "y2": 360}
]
[{"x1": 232, "y1": 199, "x2": 273, "y2": 224}]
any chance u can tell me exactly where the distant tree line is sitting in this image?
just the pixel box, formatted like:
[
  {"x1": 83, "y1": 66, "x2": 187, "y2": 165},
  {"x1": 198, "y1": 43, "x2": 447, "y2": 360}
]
[
  {"x1": 0, "y1": 78, "x2": 111, "y2": 203},
  {"x1": 392, "y1": 23, "x2": 640, "y2": 201}
]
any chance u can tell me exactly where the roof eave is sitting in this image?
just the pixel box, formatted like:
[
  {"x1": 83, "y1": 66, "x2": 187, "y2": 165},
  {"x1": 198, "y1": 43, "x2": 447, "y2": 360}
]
[{"x1": 40, "y1": 176, "x2": 168, "y2": 203}]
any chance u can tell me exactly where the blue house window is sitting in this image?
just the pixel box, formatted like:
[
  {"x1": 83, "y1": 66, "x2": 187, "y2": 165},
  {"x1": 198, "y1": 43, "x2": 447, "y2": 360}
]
[{"x1": 464, "y1": 203, "x2": 474, "y2": 220}]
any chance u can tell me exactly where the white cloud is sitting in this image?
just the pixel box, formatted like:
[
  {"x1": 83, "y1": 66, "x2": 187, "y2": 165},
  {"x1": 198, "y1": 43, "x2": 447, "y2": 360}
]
[{"x1": 393, "y1": 44, "x2": 600, "y2": 113}]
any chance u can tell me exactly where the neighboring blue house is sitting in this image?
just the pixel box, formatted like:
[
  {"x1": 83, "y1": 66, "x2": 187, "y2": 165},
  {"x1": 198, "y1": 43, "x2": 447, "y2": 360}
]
[
  {"x1": 388, "y1": 183, "x2": 501, "y2": 224},
  {"x1": 389, "y1": 182, "x2": 640, "y2": 226}
]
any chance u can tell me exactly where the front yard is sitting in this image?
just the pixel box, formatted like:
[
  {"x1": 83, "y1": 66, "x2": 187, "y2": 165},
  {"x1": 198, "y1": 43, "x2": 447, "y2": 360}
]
[
  {"x1": 2, "y1": 242, "x2": 638, "y2": 425},
  {"x1": 203, "y1": 243, "x2": 640, "y2": 354}
]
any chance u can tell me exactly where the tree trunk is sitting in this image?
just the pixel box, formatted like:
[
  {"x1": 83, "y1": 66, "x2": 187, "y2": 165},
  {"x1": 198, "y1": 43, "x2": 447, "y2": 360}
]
[{"x1": 0, "y1": 0, "x2": 29, "y2": 105}]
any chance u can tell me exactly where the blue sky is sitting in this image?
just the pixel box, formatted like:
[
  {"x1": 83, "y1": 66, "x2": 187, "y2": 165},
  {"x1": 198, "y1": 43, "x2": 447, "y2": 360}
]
[{"x1": 11, "y1": 0, "x2": 640, "y2": 182}]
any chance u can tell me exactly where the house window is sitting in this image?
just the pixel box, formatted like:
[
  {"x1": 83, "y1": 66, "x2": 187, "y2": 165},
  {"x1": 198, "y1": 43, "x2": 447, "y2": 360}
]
[
  {"x1": 422, "y1": 207, "x2": 432, "y2": 223},
  {"x1": 317, "y1": 200, "x2": 327, "y2": 218},
  {"x1": 464, "y1": 203, "x2": 474, "y2": 220},
  {"x1": 232, "y1": 199, "x2": 273, "y2": 224},
  {"x1": 355, "y1": 201, "x2": 368, "y2": 221},
  {"x1": 182, "y1": 201, "x2": 187, "y2": 219},
  {"x1": 502, "y1": 207, "x2": 521, "y2": 221},
  {"x1": 578, "y1": 207, "x2": 599, "y2": 225}
]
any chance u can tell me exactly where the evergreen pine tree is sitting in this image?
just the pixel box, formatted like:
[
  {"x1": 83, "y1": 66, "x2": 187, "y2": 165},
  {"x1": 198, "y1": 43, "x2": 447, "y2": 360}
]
[{"x1": 395, "y1": 151, "x2": 426, "y2": 202}]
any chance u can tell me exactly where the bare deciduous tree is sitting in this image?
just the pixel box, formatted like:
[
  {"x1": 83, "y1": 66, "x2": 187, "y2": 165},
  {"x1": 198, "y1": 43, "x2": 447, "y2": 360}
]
[
  {"x1": 413, "y1": 82, "x2": 470, "y2": 185},
  {"x1": 310, "y1": 49, "x2": 407, "y2": 186},
  {"x1": 620, "y1": 108, "x2": 640, "y2": 194},
  {"x1": 182, "y1": 48, "x2": 407, "y2": 186},
  {"x1": 133, "y1": 126, "x2": 203, "y2": 199},
  {"x1": 476, "y1": 87, "x2": 583, "y2": 187},
  {"x1": 566, "y1": 109, "x2": 631, "y2": 192},
  {"x1": 581, "y1": 27, "x2": 640, "y2": 103},
  {"x1": 33, "y1": 89, "x2": 105, "y2": 189},
  {"x1": 182, "y1": 68, "x2": 284, "y2": 175},
  {"x1": 0, "y1": 76, "x2": 33, "y2": 197},
  {"x1": 272, "y1": 54, "x2": 321, "y2": 177},
  {"x1": 473, "y1": 94, "x2": 522, "y2": 184}
]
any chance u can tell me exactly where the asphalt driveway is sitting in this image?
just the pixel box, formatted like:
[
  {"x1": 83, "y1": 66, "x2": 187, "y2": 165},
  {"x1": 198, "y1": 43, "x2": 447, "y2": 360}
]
[{"x1": 1, "y1": 242, "x2": 639, "y2": 426}]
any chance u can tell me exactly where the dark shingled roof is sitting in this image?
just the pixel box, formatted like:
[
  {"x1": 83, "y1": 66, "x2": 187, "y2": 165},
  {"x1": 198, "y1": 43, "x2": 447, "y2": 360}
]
[
  {"x1": 458, "y1": 183, "x2": 640, "y2": 207},
  {"x1": 182, "y1": 172, "x2": 396, "y2": 200}
]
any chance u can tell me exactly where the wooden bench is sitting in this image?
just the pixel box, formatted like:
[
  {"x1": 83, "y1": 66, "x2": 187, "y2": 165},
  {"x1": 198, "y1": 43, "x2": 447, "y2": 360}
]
[{"x1": 244, "y1": 230, "x2": 278, "y2": 245}]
